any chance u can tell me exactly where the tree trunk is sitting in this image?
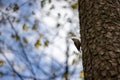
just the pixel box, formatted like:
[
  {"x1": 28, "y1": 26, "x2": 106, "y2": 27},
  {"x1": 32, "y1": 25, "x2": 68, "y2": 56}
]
[{"x1": 78, "y1": 0, "x2": 120, "y2": 80}]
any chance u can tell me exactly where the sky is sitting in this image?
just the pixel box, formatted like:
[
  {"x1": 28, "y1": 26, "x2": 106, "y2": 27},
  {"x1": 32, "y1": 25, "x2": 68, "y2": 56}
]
[{"x1": 0, "y1": 0, "x2": 83, "y2": 80}]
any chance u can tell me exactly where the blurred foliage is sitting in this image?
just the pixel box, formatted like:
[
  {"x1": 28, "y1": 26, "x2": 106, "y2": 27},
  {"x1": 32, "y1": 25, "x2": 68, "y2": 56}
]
[
  {"x1": 44, "y1": 40, "x2": 49, "y2": 47},
  {"x1": 0, "y1": 60, "x2": 5, "y2": 66},
  {"x1": 32, "y1": 24, "x2": 38, "y2": 30},
  {"x1": 11, "y1": 34, "x2": 20, "y2": 41},
  {"x1": 80, "y1": 70, "x2": 84, "y2": 78},
  {"x1": 13, "y1": 3, "x2": 19, "y2": 12},
  {"x1": 23, "y1": 37, "x2": 28, "y2": 44},
  {"x1": 71, "y1": 2, "x2": 78, "y2": 9},
  {"x1": 62, "y1": 72, "x2": 68, "y2": 79},
  {"x1": 23, "y1": 23, "x2": 29, "y2": 31},
  {"x1": 35, "y1": 39, "x2": 41, "y2": 48}
]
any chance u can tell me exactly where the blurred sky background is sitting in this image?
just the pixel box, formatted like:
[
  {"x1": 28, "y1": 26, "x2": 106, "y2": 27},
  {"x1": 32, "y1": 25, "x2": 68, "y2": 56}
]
[{"x1": 0, "y1": 0, "x2": 83, "y2": 80}]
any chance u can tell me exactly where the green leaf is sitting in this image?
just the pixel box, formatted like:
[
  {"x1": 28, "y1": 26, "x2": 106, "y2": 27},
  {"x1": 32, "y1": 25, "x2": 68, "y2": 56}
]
[
  {"x1": 62, "y1": 72, "x2": 68, "y2": 79},
  {"x1": 0, "y1": 60, "x2": 5, "y2": 66},
  {"x1": 69, "y1": 32, "x2": 75, "y2": 37},
  {"x1": 15, "y1": 35, "x2": 20, "y2": 41},
  {"x1": 35, "y1": 40, "x2": 41, "y2": 48},
  {"x1": 11, "y1": 34, "x2": 20, "y2": 41},
  {"x1": 80, "y1": 70, "x2": 84, "y2": 78},
  {"x1": 23, "y1": 37, "x2": 28, "y2": 44},
  {"x1": 23, "y1": 24, "x2": 29, "y2": 31},
  {"x1": 44, "y1": 40, "x2": 49, "y2": 47},
  {"x1": 71, "y1": 2, "x2": 78, "y2": 9},
  {"x1": 32, "y1": 24, "x2": 38, "y2": 30},
  {"x1": 41, "y1": 0, "x2": 45, "y2": 8},
  {"x1": 13, "y1": 4, "x2": 19, "y2": 12}
]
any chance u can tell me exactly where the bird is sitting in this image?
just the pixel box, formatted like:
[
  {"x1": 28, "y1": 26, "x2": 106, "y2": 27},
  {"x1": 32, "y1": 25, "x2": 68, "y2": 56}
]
[{"x1": 72, "y1": 38, "x2": 81, "y2": 51}]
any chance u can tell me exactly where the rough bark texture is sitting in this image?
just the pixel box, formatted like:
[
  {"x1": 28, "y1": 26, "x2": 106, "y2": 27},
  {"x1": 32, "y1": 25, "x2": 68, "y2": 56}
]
[{"x1": 78, "y1": 0, "x2": 120, "y2": 80}]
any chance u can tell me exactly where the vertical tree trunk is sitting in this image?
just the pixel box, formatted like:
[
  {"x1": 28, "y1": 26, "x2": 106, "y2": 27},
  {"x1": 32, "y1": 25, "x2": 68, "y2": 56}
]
[{"x1": 78, "y1": 0, "x2": 120, "y2": 80}]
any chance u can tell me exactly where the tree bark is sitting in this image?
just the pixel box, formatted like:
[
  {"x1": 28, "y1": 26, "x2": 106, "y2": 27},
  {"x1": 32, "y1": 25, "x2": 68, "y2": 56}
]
[{"x1": 78, "y1": 0, "x2": 120, "y2": 80}]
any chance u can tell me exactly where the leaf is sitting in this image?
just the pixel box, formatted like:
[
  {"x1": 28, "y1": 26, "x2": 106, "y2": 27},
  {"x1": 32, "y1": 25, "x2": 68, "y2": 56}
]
[
  {"x1": 63, "y1": 6, "x2": 67, "y2": 8},
  {"x1": 18, "y1": 65, "x2": 22, "y2": 71},
  {"x1": 23, "y1": 37, "x2": 28, "y2": 44},
  {"x1": 0, "y1": 60, "x2": 5, "y2": 66},
  {"x1": 15, "y1": 34, "x2": 20, "y2": 41},
  {"x1": 69, "y1": 32, "x2": 75, "y2": 37},
  {"x1": 41, "y1": 0, "x2": 45, "y2": 8},
  {"x1": 13, "y1": 4, "x2": 19, "y2": 12},
  {"x1": 48, "y1": 0, "x2": 51, "y2": 3},
  {"x1": 35, "y1": 40, "x2": 41, "y2": 48},
  {"x1": 11, "y1": 34, "x2": 16, "y2": 38},
  {"x1": 32, "y1": 24, "x2": 38, "y2": 30},
  {"x1": 44, "y1": 40, "x2": 49, "y2": 47},
  {"x1": 23, "y1": 24, "x2": 29, "y2": 31},
  {"x1": 50, "y1": 5, "x2": 55, "y2": 10},
  {"x1": 62, "y1": 72, "x2": 68, "y2": 79},
  {"x1": 56, "y1": 23, "x2": 60, "y2": 28},
  {"x1": 80, "y1": 70, "x2": 84, "y2": 78},
  {"x1": 57, "y1": 13, "x2": 61, "y2": 18},
  {"x1": 71, "y1": 2, "x2": 78, "y2": 9},
  {"x1": 11, "y1": 34, "x2": 20, "y2": 41}
]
